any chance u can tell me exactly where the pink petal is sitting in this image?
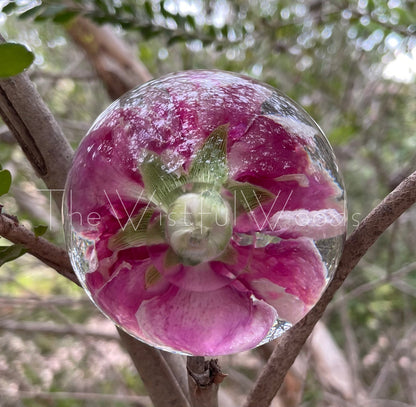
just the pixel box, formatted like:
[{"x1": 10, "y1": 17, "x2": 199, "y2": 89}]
[
  {"x1": 135, "y1": 285, "x2": 277, "y2": 356},
  {"x1": 92, "y1": 258, "x2": 169, "y2": 339},
  {"x1": 147, "y1": 240, "x2": 251, "y2": 292},
  {"x1": 239, "y1": 238, "x2": 327, "y2": 324},
  {"x1": 228, "y1": 115, "x2": 310, "y2": 180},
  {"x1": 227, "y1": 114, "x2": 344, "y2": 236},
  {"x1": 247, "y1": 278, "x2": 307, "y2": 324},
  {"x1": 165, "y1": 71, "x2": 272, "y2": 152}
]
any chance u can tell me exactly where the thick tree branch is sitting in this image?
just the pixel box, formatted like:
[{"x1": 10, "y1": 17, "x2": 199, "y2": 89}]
[
  {"x1": 0, "y1": 37, "x2": 73, "y2": 209},
  {"x1": 118, "y1": 328, "x2": 191, "y2": 407},
  {"x1": 244, "y1": 170, "x2": 416, "y2": 407}
]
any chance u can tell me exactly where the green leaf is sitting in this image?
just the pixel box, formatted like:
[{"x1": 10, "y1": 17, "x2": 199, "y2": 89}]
[
  {"x1": 221, "y1": 25, "x2": 229, "y2": 37},
  {"x1": 224, "y1": 179, "x2": 275, "y2": 214},
  {"x1": 34, "y1": 225, "x2": 48, "y2": 237},
  {"x1": 52, "y1": 10, "x2": 79, "y2": 24},
  {"x1": 2, "y1": 2, "x2": 18, "y2": 14},
  {"x1": 34, "y1": 4, "x2": 68, "y2": 21},
  {"x1": 95, "y1": 0, "x2": 114, "y2": 14},
  {"x1": 186, "y1": 15, "x2": 196, "y2": 30},
  {"x1": 0, "y1": 169, "x2": 12, "y2": 196},
  {"x1": 188, "y1": 124, "x2": 229, "y2": 188},
  {"x1": 139, "y1": 153, "x2": 187, "y2": 210},
  {"x1": 144, "y1": 0, "x2": 154, "y2": 19},
  {"x1": 18, "y1": 4, "x2": 43, "y2": 19},
  {"x1": 167, "y1": 34, "x2": 188, "y2": 46},
  {"x1": 0, "y1": 244, "x2": 27, "y2": 267},
  {"x1": 0, "y1": 43, "x2": 34, "y2": 78}
]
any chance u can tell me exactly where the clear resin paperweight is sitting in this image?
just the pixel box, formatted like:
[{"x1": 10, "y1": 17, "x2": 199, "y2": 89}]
[{"x1": 63, "y1": 70, "x2": 346, "y2": 356}]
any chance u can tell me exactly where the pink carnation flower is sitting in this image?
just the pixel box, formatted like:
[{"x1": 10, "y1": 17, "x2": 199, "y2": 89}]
[{"x1": 64, "y1": 70, "x2": 346, "y2": 356}]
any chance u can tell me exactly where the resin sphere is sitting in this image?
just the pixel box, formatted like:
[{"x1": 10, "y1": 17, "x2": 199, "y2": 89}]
[{"x1": 63, "y1": 70, "x2": 346, "y2": 356}]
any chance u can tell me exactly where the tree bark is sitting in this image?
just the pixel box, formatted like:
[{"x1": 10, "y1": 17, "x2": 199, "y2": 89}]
[
  {"x1": 118, "y1": 329, "x2": 191, "y2": 407},
  {"x1": 66, "y1": 16, "x2": 152, "y2": 99},
  {"x1": 0, "y1": 37, "x2": 73, "y2": 209}
]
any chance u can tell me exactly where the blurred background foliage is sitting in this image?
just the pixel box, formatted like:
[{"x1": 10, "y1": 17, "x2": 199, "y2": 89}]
[{"x1": 0, "y1": 0, "x2": 415, "y2": 406}]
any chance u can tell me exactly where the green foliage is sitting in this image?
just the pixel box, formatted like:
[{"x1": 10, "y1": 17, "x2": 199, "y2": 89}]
[
  {"x1": 34, "y1": 225, "x2": 48, "y2": 237},
  {"x1": 0, "y1": 42, "x2": 34, "y2": 78},
  {"x1": 0, "y1": 244, "x2": 27, "y2": 267},
  {"x1": 0, "y1": 167, "x2": 12, "y2": 196}
]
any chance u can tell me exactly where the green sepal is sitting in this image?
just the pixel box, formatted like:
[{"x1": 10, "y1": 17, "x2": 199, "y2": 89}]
[
  {"x1": 224, "y1": 179, "x2": 275, "y2": 214},
  {"x1": 108, "y1": 208, "x2": 164, "y2": 251},
  {"x1": 144, "y1": 266, "x2": 162, "y2": 289},
  {"x1": 0, "y1": 244, "x2": 27, "y2": 267},
  {"x1": 188, "y1": 124, "x2": 229, "y2": 188},
  {"x1": 164, "y1": 247, "x2": 182, "y2": 268},
  {"x1": 139, "y1": 153, "x2": 187, "y2": 210}
]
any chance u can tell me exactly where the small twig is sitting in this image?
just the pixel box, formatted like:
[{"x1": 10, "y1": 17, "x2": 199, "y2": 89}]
[
  {"x1": 0, "y1": 212, "x2": 79, "y2": 286},
  {"x1": 244, "y1": 170, "x2": 416, "y2": 407},
  {"x1": 187, "y1": 356, "x2": 227, "y2": 407}
]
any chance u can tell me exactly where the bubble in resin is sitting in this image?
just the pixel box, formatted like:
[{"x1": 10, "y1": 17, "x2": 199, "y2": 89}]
[{"x1": 63, "y1": 70, "x2": 346, "y2": 356}]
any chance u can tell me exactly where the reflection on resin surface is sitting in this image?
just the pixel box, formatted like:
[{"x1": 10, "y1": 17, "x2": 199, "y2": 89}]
[{"x1": 63, "y1": 70, "x2": 346, "y2": 356}]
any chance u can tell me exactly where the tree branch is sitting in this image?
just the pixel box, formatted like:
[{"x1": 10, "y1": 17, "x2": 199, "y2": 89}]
[
  {"x1": 244, "y1": 170, "x2": 416, "y2": 407},
  {"x1": 0, "y1": 212, "x2": 79, "y2": 285},
  {"x1": 0, "y1": 36, "x2": 73, "y2": 209},
  {"x1": 186, "y1": 357, "x2": 226, "y2": 407},
  {"x1": 118, "y1": 328, "x2": 191, "y2": 407},
  {"x1": 65, "y1": 16, "x2": 152, "y2": 99}
]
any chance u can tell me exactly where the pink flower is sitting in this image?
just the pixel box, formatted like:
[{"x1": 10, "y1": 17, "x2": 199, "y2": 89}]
[{"x1": 64, "y1": 70, "x2": 346, "y2": 356}]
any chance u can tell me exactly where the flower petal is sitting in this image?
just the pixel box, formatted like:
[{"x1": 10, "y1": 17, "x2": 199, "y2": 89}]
[
  {"x1": 147, "y1": 241, "x2": 251, "y2": 292},
  {"x1": 228, "y1": 115, "x2": 310, "y2": 180},
  {"x1": 92, "y1": 258, "x2": 169, "y2": 339},
  {"x1": 165, "y1": 70, "x2": 272, "y2": 149},
  {"x1": 135, "y1": 285, "x2": 277, "y2": 355},
  {"x1": 239, "y1": 238, "x2": 327, "y2": 324},
  {"x1": 227, "y1": 114, "x2": 344, "y2": 236}
]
